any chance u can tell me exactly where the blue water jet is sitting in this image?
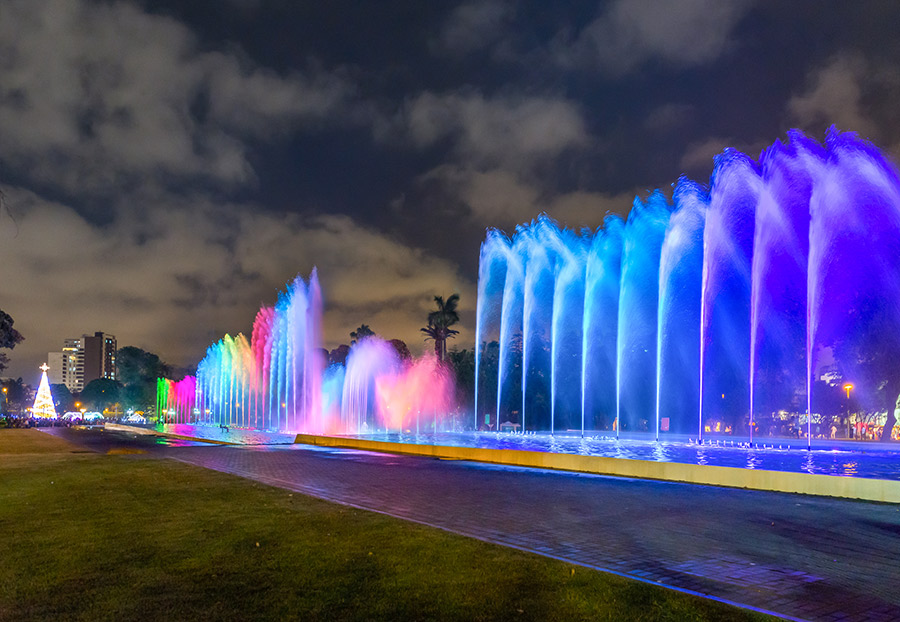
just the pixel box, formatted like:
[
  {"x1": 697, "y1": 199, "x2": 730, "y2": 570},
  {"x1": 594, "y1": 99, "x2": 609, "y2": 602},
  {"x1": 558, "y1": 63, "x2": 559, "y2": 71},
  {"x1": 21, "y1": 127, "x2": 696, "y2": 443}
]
[
  {"x1": 617, "y1": 192, "x2": 670, "y2": 434},
  {"x1": 657, "y1": 179, "x2": 707, "y2": 437}
]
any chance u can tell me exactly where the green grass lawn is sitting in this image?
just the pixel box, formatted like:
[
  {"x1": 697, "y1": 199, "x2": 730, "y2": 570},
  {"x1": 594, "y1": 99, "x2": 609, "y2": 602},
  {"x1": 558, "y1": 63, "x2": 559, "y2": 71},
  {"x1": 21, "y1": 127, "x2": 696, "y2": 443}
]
[{"x1": 0, "y1": 429, "x2": 775, "y2": 622}]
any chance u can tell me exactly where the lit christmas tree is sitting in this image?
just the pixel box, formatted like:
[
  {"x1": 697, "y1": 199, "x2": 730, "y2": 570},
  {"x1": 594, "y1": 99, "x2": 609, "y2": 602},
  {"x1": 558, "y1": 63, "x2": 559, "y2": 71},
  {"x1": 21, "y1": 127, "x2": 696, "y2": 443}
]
[{"x1": 32, "y1": 363, "x2": 58, "y2": 419}]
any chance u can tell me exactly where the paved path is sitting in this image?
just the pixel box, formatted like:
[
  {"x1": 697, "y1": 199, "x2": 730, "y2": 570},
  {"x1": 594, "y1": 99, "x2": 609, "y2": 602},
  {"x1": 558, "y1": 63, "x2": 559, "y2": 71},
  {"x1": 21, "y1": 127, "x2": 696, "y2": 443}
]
[
  {"x1": 47, "y1": 428, "x2": 900, "y2": 621},
  {"x1": 163, "y1": 443, "x2": 900, "y2": 622}
]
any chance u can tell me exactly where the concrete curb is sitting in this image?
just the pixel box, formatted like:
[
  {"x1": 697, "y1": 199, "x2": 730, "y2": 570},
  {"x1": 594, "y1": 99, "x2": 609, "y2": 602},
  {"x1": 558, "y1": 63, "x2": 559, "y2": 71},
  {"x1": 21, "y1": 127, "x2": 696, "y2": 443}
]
[{"x1": 295, "y1": 433, "x2": 900, "y2": 503}]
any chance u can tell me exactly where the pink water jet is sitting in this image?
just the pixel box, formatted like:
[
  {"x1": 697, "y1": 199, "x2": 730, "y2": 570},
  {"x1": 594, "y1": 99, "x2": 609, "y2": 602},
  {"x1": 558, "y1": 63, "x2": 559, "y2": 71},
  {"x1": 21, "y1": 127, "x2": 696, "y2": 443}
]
[{"x1": 160, "y1": 273, "x2": 458, "y2": 434}]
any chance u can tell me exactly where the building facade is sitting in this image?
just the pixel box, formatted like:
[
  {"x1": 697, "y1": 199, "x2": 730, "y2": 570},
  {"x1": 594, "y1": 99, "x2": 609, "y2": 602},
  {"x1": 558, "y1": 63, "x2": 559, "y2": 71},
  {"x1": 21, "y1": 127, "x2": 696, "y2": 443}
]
[{"x1": 47, "y1": 332, "x2": 116, "y2": 392}]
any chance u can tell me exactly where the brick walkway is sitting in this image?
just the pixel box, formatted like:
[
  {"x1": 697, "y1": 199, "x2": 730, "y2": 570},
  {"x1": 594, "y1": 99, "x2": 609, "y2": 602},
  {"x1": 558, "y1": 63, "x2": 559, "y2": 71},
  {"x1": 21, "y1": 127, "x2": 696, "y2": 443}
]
[{"x1": 164, "y1": 443, "x2": 900, "y2": 622}]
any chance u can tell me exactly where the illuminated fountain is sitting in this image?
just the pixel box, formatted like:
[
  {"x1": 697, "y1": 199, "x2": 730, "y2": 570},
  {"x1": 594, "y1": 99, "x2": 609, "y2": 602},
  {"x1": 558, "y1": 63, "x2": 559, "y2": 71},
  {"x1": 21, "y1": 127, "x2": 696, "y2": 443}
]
[
  {"x1": 476, "y1": 129, "x2": 900, "y2": 443},
  {"x1": 158, "y1": 128, "x2": 900, "y2": 447},
  {"x1": 158, "y1": 271, "x2": 454, "y2": 434}
]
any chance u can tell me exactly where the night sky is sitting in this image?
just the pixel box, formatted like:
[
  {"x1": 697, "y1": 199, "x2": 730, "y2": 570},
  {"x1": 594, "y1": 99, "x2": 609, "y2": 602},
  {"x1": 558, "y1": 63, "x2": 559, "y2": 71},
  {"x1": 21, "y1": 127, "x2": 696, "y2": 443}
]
[{"x1": 3, "y1": 0, "x2": 900, "y2": 381}]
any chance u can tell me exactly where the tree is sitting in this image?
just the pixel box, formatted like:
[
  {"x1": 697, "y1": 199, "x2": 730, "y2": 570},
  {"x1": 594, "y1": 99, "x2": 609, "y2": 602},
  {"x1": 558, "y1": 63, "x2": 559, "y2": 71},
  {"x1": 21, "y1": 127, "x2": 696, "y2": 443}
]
[
  {"x1": 448, "y1": 347, "x2": 475, "y2": 409},
  {"x1": 1, "y1": 378, "x2": 32, "y2": 416},
  {"x1": 475, "y1": 341, "x2": 499, "y2": 427},
  {"x1": 80, "y1": 378, "x2": 123, "y2": 412},
  {"x1": 0, "y1": 309, "x2": 23, "y2": 374},
  {"x1": 421, "y1": 294, "x2": 460, "y2": 361},
  {"x1": 117, "y1": 346, "x2": 166, "y2": 386},
  {"x1": 388, "y1": 339, "x2": 412, "y2": 361},
  {"x1": 50, "y1": 383, "x2": 75, "y2": 413},
  {"x1": 855, "y1": 327, "x2": 900, "y2": 442},
  {"x1": 122, "y1": 384, "x2": 147, "y2": 411},
  {"x1": 117, "y1": 346, "x2": 169, "y2": 410},
  {"x1": 829, "y1": 300, "x2": 900, "y2": 441},
  {"x1": 329, "y1": 344, "x2": 351, "y2": 366},
  {"x1": 350, "y1": 324, "x2": 375, "y2": 344}
]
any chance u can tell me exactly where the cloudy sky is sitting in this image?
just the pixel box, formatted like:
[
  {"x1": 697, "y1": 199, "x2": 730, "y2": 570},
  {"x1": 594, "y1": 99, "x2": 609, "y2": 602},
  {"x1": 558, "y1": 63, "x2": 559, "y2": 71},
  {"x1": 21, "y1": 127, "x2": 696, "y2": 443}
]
[{"x1": 2, "y1": 0, "x2": 900, "y2": 381}]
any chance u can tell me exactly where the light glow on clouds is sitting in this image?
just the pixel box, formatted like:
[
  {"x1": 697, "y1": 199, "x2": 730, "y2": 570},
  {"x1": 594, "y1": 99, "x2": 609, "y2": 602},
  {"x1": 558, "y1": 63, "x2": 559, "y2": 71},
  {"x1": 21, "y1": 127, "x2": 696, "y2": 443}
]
[
  {"x1": 0, "y1": 189, "x2": 472, "y2": 377},
  {"x1": 789, "y1": 54, "x2": 878, "y2": 139}
]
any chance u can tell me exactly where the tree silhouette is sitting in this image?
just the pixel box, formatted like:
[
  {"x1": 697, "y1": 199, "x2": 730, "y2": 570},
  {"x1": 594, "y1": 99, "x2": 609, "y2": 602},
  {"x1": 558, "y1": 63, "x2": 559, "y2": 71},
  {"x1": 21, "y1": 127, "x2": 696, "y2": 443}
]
[
  {"x1": 80, "y1": 378, "x2": 123, "y2": 412},
  {"x1": 50, "y1": 383, "x2": 75, "y2": 413},
  {"x1": 117, "y1": 346, "x2": 168, "y2": 409},
  {"x1": 421, "y1": 294, "x2": 460, "y2": 361},
  {"x1": 0, "y1": 309, "x2": 23, "y2": 374},
  {"x1": 350, "y1": 324, "x2": 375, "y2": 345},
  {"x1": 389, "y1": 339, "x2": 412, "y2": 361}
]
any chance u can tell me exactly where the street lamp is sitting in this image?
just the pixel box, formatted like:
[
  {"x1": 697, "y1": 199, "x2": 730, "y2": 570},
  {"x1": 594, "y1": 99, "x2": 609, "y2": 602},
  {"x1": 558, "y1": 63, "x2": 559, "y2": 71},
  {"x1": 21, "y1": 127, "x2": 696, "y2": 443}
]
[
  {"x1": 843, "y1": 383, "x2": 854, "y2": 400},
  {"x1": 843, "y1": 383, "x2": 854, "y2": 439},
  {"x1": 2, "y1": 387, "x2": 7, "y2": 416}
]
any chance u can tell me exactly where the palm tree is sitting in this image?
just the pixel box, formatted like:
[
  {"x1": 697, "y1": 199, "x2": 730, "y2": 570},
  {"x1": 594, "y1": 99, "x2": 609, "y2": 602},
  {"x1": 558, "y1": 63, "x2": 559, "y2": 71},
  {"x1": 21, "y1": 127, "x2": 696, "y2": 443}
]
[{"x1": 421, "y1": 294, "x2": 460, "y2": 361}]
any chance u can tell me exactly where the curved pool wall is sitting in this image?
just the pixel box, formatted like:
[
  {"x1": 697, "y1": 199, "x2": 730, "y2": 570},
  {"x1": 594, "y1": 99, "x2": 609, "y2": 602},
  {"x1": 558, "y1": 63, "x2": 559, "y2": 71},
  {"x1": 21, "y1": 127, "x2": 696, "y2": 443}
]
[
  {"x1": 344, "y1": 431, "x2": 900, "y2": 480},
  {"x1": 152, "y1": 423, "x2": 900, "y2": 501},
  {"x1": 294, "y1": 432, "x2": 900, "y2": 503},
  {"x1": 157, "y1": 422, "x2": 900, "y2": 483},
  {"x1": 475, "y1": 128, "x2": 900, "y2": 443}
]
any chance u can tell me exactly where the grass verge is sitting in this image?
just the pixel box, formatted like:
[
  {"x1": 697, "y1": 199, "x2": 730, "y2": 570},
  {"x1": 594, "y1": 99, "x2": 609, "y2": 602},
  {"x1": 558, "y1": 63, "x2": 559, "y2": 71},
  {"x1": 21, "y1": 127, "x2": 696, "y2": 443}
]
[{"x1": 0, "y1": 429, "x2": 775, "y2": 621}]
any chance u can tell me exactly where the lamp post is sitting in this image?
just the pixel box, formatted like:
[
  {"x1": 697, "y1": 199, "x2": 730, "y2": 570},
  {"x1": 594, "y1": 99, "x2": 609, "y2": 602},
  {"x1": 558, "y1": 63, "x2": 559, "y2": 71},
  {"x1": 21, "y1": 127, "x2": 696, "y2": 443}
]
[
  {"x1": 843, "y1": 383, "x2": 854, "y2": 439},
  {"x1": 2, "y1": 387, "x2": 7, "y2": 417}
]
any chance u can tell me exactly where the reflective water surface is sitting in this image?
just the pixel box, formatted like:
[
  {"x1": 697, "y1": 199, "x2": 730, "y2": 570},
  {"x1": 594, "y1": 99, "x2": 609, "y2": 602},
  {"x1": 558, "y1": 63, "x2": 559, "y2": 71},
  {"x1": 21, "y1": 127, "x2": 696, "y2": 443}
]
[{"x1": 159, "y1": 423, "x2": 900, "y2": 481}]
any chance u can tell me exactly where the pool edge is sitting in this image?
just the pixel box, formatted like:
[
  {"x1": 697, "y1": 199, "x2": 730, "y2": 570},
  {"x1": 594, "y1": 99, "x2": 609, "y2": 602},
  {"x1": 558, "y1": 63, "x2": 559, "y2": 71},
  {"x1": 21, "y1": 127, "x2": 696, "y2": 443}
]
[
  {"x1": 294, "y1": 433, "x2": 900, "y2": 503},
  {"x1": 107, "y1": 423, "x2": 237, "y2": 445}
]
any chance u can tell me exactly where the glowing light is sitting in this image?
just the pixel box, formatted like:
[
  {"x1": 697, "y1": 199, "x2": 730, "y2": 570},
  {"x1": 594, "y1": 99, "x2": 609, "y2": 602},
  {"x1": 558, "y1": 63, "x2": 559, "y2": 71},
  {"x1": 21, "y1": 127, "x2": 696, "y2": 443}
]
[{"x1": 31, "y1": 363, "x2": 58, "y2": 419}]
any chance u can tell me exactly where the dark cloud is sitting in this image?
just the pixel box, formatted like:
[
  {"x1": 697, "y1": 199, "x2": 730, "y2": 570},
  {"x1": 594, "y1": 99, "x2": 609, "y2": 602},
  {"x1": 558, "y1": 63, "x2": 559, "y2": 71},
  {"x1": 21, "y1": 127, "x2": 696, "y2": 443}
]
[
  {"x1": 552, "y1": 0, "x2": 754, "y2": 75},
  {"x1": 0, "y1": 0, "x2": 351, "y2": 199},
  {"x1": 643, "y1": 103, "x2": 694, "y2": 133},
  {"x1": 400, "y1": 91, "x2": 588, "y2": 169},
  {"x1": 432, "y1": 0, "x2": 514, "y2": 57}
]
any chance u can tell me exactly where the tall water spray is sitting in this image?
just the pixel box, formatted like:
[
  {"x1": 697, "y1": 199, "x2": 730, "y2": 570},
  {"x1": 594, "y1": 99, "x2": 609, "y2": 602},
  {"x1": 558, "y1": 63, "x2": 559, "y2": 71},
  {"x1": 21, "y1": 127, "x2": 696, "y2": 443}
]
[
  {"x1": 750, "y1": 134, "x2": 819, "y2": 441},
  {"x1": 581, "y1": 217, "x2": 624, "y2": 432},
  {"x1": 474, "y1": 230, "x2": 508, "y2": 429},
  {"x1": 698, "y1": 150, "x2": 758, "y2": 438},
  {"x1": 807, "y1": 130, "x2": 900, "y2": 434},
  {"x1": 521, "y1": 221, "x2": 555, "y2": 430},
  {"x1": 548, "y1": 226, "x2": 587, "y2": 433},
  {"x1": 160, "y1": 270, "x2": 456, "y2": 434},
  {"x1": 656, "y1": 179, "x2": 706, "y2": 437},
  {"x1": 617, "y1": 192, "x2": 670, "y2": 434},
  {"x1": 496, "y1": 236, "x2": 524, "y2": 430}
]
